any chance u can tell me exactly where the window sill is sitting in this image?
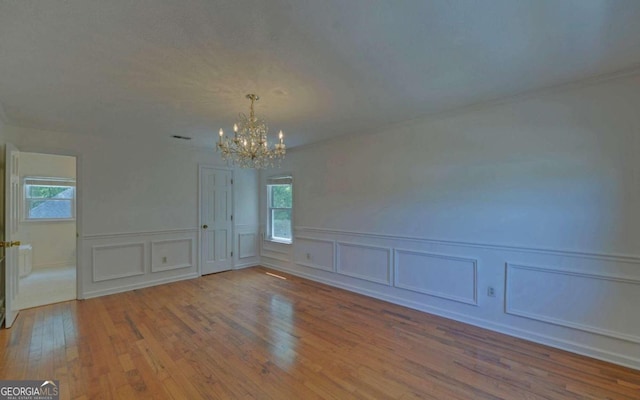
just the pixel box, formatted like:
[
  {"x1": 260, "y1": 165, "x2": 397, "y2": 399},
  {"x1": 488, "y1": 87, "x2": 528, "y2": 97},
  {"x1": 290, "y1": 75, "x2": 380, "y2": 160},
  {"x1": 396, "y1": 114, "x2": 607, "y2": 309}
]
[
  {"x1": 265, "y1": 238, "x2": 292, "y2": 245},
  {"x1": 22, "y1": 218, "x2": 76, "y2": 223}
]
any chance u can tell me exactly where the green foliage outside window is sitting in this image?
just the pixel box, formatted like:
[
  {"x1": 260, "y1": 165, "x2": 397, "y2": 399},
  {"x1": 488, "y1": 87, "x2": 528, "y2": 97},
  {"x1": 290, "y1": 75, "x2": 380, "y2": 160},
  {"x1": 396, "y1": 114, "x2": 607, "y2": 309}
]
[
  {"x1": 269, "y1": 184, "x2": 292, "y2": 240},
  {"x1": 270, "y1": 185, "x2": 292, "y2": 208}
]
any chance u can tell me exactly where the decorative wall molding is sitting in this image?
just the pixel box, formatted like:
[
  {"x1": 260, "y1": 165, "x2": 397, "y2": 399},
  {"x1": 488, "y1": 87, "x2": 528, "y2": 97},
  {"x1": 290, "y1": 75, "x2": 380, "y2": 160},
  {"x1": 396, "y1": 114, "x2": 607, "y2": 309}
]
[
  {"x1": 506, "y1": 263, "x2": 640, "y2": 344},
  {"x1": 84, "y1": 228, "x2": 198, "y2": 240},
  {"x1": 336, "y1": 241, "x2": 392, "y2": 285},
  {"x1": 294, "y1": 236, "x2": 335, "y2": 272},
  {"x1": 261, "y1": 260, "x2": 640, "y2": 371},
  {"x1": 239, "y1": 233, "x2": 257, "y2": 259},
  {"x1": 83, "y1": 229, "x2": 199, "y2": 298},
  {"x1": 394, "y1": 249, "x2": 478, "y2": 306},
  {"x1": 84, "y1": 273, "x2": 199, "y2": 299},
  {"x1": 150, "y1": 238, "x2": 194, "y2": 273},
  {"x1": 261, "y1": 240, "x2": 291, "y2": 255},
  {"x1": 295, "y1": 226, "x2": 640, "y2": 265},
  {"x1": 261, "y1": 252, "x2": 290, "y2": 263},
  {"x1": 92, "y1": 242, "x2": 145, "y2": 282}
]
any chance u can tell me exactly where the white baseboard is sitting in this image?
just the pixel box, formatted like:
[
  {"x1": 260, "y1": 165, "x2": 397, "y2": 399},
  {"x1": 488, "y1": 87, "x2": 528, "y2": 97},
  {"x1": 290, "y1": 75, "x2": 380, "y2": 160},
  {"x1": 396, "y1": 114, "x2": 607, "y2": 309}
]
[
  {"x1": 234, "y1": 262, "x2": 259, "y2": 270},
  {"x1": 261, "y1": 261, "x2": 640, "y2": 371},
  {"x1": 82, "y1": 273, "x2": 199, "y2": 299}
]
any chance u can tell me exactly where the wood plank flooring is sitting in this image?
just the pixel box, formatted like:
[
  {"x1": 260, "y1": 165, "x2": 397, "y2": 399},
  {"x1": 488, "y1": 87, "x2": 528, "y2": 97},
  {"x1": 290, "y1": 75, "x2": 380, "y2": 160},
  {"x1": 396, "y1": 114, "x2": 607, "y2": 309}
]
[{"x1": 1, "y1": 266, "x2": 639, "y2": 399}]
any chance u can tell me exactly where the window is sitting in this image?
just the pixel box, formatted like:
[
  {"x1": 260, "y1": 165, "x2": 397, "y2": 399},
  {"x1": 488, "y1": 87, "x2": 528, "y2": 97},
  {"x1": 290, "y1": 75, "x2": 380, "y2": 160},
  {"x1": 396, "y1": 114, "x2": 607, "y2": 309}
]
[
  {"x1": 24, "y1": 177, "x2": 76, "y2": 221},
  {"x1": 267, "y1": 176, "x2": 292, "y2": 243}
]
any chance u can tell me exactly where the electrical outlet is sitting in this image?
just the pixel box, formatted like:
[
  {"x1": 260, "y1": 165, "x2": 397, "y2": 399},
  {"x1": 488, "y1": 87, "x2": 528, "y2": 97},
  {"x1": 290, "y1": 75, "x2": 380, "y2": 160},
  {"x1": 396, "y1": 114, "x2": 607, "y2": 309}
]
[
  {"x1": 162, "y1": 256, "x2": 167, "y2": 264},
  {"x1": 487, "y1": 286, "x2": 495, "y2": 297}
]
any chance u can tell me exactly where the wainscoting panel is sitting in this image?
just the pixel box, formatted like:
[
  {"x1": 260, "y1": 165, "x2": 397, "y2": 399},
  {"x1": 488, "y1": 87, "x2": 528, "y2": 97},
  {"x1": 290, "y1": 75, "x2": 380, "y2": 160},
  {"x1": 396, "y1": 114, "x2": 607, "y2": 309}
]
[
  {"x1": 151, "y1": 238, "x2": 194, "y2": 273},
  {"x1": 261, "y1": 237, "x2": 292, "y2": 264},
  {"x1": 394, "y1": 249, "x2": 477, "y2": 305},
  {"x1": 82, "y1": 229, "x2": 199, "y2": 298},
  {"x1": 239, "y1": 233, "x2": 257, "y2": 259},
  {"x1": 234, "y1": 224, "x2": 260, "y2": 269},
  {"x1": 260, "y1": 226, "x2": 640, "y2": 370},
  {"x1": 506, "y1": 263, "x2": 640, "y2": 344},
  {"x1": 92, "y1": 242, "x2": 145, "y2": 282},
  {"x1": 294, "y1": 237, "x2": 335, "y2": 271},
  {"x1": 337, "y1": 242, "x2": 391, "y2": 285}
]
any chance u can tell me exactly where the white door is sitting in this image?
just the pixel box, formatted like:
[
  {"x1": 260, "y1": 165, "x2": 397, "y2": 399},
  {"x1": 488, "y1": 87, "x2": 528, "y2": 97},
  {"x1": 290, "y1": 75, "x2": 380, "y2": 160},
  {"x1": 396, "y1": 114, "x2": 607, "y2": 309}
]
[
  {"x1": 4, "y1": 143, "x2": 20, "y2": 327},
  {"x1": 200, "y1": 167, "x2": 233, "y2": 275}
]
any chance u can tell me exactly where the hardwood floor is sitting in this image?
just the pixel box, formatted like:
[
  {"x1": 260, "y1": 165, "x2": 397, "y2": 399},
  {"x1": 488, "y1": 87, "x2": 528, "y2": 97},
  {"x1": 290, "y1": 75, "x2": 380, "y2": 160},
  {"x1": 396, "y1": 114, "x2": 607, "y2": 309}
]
[{"x1": 1, "y1": 266, "x2": 639, "y2": 399}]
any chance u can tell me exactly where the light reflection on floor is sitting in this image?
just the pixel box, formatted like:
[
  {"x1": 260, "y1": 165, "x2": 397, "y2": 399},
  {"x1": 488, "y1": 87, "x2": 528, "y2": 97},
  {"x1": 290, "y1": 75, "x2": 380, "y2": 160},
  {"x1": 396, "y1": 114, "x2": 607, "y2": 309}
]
[{"x1": 268, "y1": 295, "x2": 297, "y2": 369}]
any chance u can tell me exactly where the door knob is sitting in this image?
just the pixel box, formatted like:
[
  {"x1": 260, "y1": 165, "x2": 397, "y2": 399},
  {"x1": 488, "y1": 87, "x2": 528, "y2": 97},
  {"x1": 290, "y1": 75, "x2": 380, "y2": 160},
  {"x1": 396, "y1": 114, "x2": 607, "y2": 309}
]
[
  {"x1": 11, "y1": 241, "x2": 21, "y2": 247},
  {"x1": 202, "y1": 225, "x2": 208, "y2": 229}
]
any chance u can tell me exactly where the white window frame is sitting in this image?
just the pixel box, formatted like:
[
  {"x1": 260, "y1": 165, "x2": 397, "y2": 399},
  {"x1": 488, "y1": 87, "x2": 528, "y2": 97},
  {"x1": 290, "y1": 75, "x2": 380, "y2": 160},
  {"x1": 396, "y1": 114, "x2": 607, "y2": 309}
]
[
  {"x1": 23, "y1": 176, "x2": 76, "y2": 222},
  {"x1": 266, "y1": 175, "x2": 293, "y2": 244}
]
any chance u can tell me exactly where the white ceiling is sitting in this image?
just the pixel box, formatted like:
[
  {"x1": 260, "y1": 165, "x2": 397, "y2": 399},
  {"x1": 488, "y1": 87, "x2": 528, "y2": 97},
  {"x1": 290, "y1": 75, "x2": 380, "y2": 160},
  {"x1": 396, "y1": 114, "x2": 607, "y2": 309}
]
[{"x1": 1, "y1": 0, "x2": 640, "y2": 148}]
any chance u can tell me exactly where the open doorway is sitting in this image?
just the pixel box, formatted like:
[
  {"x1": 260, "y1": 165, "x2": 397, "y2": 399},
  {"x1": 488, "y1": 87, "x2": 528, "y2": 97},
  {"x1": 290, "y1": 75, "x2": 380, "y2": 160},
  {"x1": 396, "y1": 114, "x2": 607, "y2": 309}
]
[{"x1": 15, "y1": 152, "x2": 76, "y2": 309}]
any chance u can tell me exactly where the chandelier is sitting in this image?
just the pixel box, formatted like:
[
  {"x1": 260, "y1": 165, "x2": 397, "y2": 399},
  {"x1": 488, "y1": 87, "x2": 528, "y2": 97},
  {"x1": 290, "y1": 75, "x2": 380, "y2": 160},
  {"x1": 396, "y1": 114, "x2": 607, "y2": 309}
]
[{"x1": 217, "y1": 94, "x2": 286, "y2": 169}]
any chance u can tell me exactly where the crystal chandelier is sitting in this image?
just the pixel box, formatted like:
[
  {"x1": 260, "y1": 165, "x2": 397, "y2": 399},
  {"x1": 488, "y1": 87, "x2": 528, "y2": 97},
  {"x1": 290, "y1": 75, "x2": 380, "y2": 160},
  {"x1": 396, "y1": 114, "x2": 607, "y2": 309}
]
[{"x1": 217, "y1": 94, "x2": 286, "y2": 169}]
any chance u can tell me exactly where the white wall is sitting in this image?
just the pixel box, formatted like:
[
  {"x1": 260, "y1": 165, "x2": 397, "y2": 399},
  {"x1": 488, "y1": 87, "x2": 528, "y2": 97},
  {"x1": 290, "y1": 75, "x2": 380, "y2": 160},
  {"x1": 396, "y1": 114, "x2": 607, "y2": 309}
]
[
  {"x1": 17, "y1": 152, "x2": 76, "y2": 268},
  {"x1": 233, "y1": 168, "x2": 260, "y2": 268},
  {"x1": 260, "y1": 72, "x2": 640, "y2": 370},
  {"x1": 5, "y1": 127, "x2": 259, "y2": 298}
]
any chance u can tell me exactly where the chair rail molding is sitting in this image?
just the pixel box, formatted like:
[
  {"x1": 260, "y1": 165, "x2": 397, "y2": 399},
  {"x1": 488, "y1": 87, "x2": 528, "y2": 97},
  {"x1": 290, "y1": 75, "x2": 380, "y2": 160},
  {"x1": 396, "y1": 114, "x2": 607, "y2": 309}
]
[{"x1": 295, "y1": 226, "x2": 640, "y2": 265}]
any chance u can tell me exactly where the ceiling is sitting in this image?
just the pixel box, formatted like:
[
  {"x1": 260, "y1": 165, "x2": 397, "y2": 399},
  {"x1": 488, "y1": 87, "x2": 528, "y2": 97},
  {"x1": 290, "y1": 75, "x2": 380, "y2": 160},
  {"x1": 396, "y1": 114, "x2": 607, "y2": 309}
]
[{"x1": 1, "y1": 0, "x2": 640, "y2": 148}]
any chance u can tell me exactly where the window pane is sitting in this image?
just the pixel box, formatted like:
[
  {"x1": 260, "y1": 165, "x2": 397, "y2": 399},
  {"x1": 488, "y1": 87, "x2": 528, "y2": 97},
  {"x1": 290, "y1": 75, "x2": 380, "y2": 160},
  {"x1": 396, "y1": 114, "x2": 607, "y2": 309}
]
[
  {"x1": 270, "y1": 184, "x2": 292, "y2": 208},
  {"x1": 272, "y1": 209, "x2": 291, "y2": 240},
  {"x1": 28, "y1": 199, "x2": 73, "y2": 219},
  {"x1": 27, "y1": 185, "x2": 74, "y2": 199}
]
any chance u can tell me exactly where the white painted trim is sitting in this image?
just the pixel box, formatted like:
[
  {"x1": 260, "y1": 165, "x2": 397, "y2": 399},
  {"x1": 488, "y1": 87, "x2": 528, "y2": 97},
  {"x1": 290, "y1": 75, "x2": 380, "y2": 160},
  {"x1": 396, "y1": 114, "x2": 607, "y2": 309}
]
[
  {"x1": 261, "y1": 240, "x2": 290, "y2": 255},
  {"x1": 393, "y1": 248, "x2": 478, "y2": 306},
  {"x1": 238, "y1": 233, "x2": 257, "y2": 259},
  {"x1": 91, "y1": 242, "x2": 146, "y2": 282},
  {"x1": 234, "y1": 262, "x2": 259, "y2": 270},
  {"x1": 296, "y1": 226, "x2": 640, "y2": 265},
  {"x1": 84, "y1": 228, "x2": 198, "y2": 240},
  {"x1": 294, "y1": 236, "x2": 335, "y2": 272},
  {"x1": 505, "y1": 263, "x2": 640, "y2": 344},
  {"x1": 150, "y1": 237, "x2": 194, "y2": 273},
  {"x1": 260, "y1": 261, "x2": 640, "y2": 371},
  {"x1": 261, "y1": 253, "x2": 290, "y2": 263},
  {"x1": 506, "y1": 263, "x2": 640, "y2": 284},
  {"x1": 83, "y1": 273, "x2": 199, "y2": 299},
  {"x1": 294, "y1": 261, "x2": 334, "y2": 272},
  {"x1": 336, "y1": 241, "x2": 392, "y2": 285}
]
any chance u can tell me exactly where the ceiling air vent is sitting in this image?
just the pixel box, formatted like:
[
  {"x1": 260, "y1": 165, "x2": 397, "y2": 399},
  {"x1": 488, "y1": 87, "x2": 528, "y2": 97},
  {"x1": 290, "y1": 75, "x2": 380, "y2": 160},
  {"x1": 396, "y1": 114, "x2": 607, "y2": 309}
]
[{"x1": 171, "y1": 135, "x2": 192, "y2": 140}]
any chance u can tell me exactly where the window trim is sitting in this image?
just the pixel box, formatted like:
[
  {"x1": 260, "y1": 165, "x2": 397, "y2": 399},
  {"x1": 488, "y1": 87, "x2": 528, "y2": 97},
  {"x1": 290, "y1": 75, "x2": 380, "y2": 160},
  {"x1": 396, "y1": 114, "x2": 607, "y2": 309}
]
[
  {"x1": 23, "y1": 176, "x2": 77, "y2": 222},
  {"x1": 266, "y1": 175, "x2": 293, "y2": 244}
]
